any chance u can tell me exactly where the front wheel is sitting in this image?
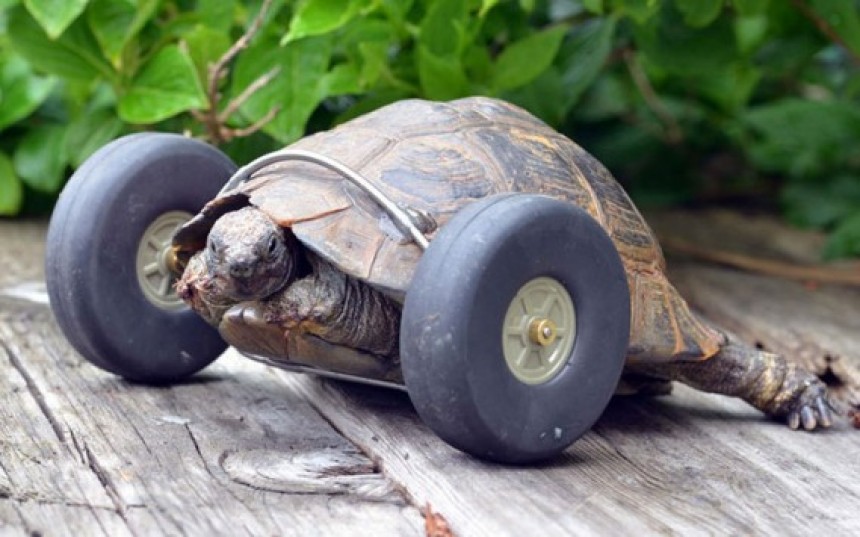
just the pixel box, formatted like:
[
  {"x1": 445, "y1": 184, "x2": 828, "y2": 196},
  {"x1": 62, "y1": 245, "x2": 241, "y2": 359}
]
[
  {"x1": 400, "y1": 194, "x2": 630, "y2": 464},
  {"x1": 46, "y1": 134, "x2": 236, "y2": 383}
]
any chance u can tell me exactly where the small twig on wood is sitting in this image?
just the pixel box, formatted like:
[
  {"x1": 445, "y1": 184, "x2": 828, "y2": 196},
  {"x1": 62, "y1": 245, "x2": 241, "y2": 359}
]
[
  {"x1": 790, "y1": 0, "x2": 860, "y2": 66},
  {"x1": 661, "y1": 236, "x2": 860, "y2": 287},
  {"x1": 194, "y1": 0, "x2": 279, "y2": 144},
  {"x1": 622, "y1": 49, "x2": 683, "y2": 145}
]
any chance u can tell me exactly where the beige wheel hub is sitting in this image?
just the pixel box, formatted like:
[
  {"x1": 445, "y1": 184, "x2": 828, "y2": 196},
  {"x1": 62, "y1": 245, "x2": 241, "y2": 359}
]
[
  {"x1": 136, "y1": 211, "x2": 191, "y2": 310},
  {"x1": 503, "y1": 277, "x2": 577, "y2": 385}
]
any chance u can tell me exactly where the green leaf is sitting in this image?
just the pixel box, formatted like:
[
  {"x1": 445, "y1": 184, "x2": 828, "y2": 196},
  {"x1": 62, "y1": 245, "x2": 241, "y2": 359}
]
[
  {"x1": 479, "y1": 0, "x2": 499, "y2": 17},
  {"x1": 634, "y1": 3, "x2": 738, "y2": 76},
  {"x1": 282, "y1": 0, "x2": 365, "y2": 44},
  {"x1": 823, "y1": 211, "x2": 860, "y2": 260},
  {"x1": 183, "y1": 24, "x2": 231, "y2": 86},
  {"x1": 7, "y1": 6, "x2": 115, "y2": 82},
  {"x1": 782, "y1": 175, "x2": 860, "y2": 229},
  {"x1": 572, "y1": 72, "x2": 630, "y2": 122},
  {"x1": 357, "y1": 41, "x2": 389, "y2": 87},
  {"x1": 583, "y1": 0, "x2": 603, "y2": 14},
  {"x1": 503, "y1": 68, "x2": 568, "y2": 125},
  {"x1": 378, "y1": 0, "x2": 413, "y2": 26},
  {"x1": 198, "y1": 0, "x2": 235, "y2": 33},
  {"x1": 743, "y1": 99, "x2": 860, "y2": 178},
  {"x1": 557, "y1": 17, "x2": 615, "y2": 112},
  {"x1": 0, "y1": 153, "x2": 23, "y2": 216},
  {"x1": 322, "y1": 62, "x2": 361, "y2": 95},
  {"x1": 14, "y1": 124, "x2": 68, "y2": 193},
  {"x1": 87, "y1": 0, "x2": 158, "y2": 67},
  {"x1": 118, "y1": 45, "x2": 206, "y2": 124},
  {"x1": 612, "y1": 0, "x2": 660, "y2": 24},
  {"x1": 232, "y1": 34, "x2": 333, "y2": 143},
  {"x1": 417, "y1": 44, "x2": 470, "y2": 100},
  {"x1": 734, "y1": 15, "x2": 768, "y2": 54},
  {"x1": 809, "y1": 0, "x2": 860, "y2": 55},
  {"x1": 491, "y1": 25, "x2": 567, "y2": 93},
  {"x1": 519, "y1": 0, "x2": 535, "y2": 12},
  {"x1": 0, "y1": 53, "x2": 55, "y2": 130},
  {"x1": 732, "y1": 0, "x2": 768, "y2": 16},
  {"x1": 23, "y1": 0, "x2": 88, "y2": 38},
  {"x1": 419, "y1": 0, "x2": 468, "y2": 57},
  {"x1": 65, "y1": 108, "x2": 123, "y2": 167},
  {"x1": 696, "y1": 63, "x2": 760, "y2": 111},
  {"x1": 673, "y1": 0, "x2": 722, "y2": 27}
]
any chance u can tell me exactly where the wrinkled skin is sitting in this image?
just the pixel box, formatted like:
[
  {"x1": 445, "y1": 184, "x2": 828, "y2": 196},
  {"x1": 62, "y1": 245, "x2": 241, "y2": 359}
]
[
  {"x1": 176, "y1": 207, "x2": 401, "y2": 360},
  {"x1": 178, "y1": 206, "x2": 834, "y2": 431},
  {"x1": 202, "y1": 207, "x2": 295, "y2": 301}
]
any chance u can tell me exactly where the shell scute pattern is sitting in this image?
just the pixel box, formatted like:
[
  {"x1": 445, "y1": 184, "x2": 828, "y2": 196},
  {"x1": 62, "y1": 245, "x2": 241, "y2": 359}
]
[{"x1": 179, "y1": 96, "x2": 723, "y2": 361}]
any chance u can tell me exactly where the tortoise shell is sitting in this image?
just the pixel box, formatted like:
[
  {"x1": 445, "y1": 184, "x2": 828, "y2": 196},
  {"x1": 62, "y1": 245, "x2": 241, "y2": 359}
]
[{"x1": 176, "y1": 96, "x2": 724, "y2": 363}]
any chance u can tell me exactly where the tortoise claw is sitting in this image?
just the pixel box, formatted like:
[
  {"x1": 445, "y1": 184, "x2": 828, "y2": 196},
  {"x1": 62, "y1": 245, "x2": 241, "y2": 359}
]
[
  {"x1": 800, "y1": 406, "x2": 816, "y2": 430},
  {"x1": 785, "y1": 379, "x2": 832, "y2": 431},
  {"x1": 787, "y1": 411, "x2": 800, "y2": 430}
]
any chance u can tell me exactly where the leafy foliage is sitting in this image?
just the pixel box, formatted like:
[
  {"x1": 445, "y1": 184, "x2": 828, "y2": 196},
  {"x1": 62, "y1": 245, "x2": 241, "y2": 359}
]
[{"x1": 0, "y1": 0, "x2": 858, "y2": 258}]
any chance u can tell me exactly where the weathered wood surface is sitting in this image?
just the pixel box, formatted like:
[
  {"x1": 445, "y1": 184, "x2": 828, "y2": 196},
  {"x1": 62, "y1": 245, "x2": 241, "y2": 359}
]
[
  {"x1": 0, "y1": 221, "x2": 422, "y2": 536},
  {"x1": 1, "y1": 215, "x2": 859, "y2": 536}
]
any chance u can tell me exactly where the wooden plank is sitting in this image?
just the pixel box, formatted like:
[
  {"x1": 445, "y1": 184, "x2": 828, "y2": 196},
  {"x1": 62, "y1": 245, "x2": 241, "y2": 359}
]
[
  {"x1": 0, "y1": 306, "x2": 423, "y2": 535},
  {"x1": 283, "y1": 374, "x2": 860, "y2": 536},
  {"x1": 9, "y1": 502, "x2": 132, "y2": 537},
  {"x1": 0, "y1": 218, "x2": 423, "y2": 535},
  {"x1": 0, "y1": 216, "x2": 422, "y2": 535}
]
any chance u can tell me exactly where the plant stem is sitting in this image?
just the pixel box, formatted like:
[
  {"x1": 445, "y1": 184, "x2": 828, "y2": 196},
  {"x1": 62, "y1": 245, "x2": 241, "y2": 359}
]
[
  {"x1": 623, "y1": 49, "x2": 683, "y2": 145},
  {"x1": 790, "y1": 0, "x2": 860, "y2": 65}
]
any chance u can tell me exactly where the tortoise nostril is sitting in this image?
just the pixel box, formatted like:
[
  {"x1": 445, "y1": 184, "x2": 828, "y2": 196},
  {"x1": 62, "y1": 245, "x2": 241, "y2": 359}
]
[{"x1": 229, "y1": 260, "x2": 254, "y2": 279}]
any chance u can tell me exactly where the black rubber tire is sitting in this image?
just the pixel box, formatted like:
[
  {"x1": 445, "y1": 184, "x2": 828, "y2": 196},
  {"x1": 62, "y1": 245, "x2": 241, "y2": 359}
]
[
  {"x1": 400, "y1": 194, "x2": 630, "y2": 464},
  {"x1": 46, "y1": 133, "x2": 236, "y2": 383}
]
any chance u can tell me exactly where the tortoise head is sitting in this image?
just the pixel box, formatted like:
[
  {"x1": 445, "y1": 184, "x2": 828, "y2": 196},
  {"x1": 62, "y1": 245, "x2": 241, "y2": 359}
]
[{"x1": 205, "y1": 206, "x2": 296, "y2": 301}]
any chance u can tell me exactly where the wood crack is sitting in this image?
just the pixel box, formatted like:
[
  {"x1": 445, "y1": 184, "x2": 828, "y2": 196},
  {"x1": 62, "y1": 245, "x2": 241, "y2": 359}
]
[
  {"x1": 0, "y1": 495, "x2": 133, "y2": 512},
  {"x1": 0, "y1": 338, "x2": 139, "y2": 534},
  {"x1": 288, "y1": 381, "x2": 417, "y2": 506},
  {"x1": 82, "y1": 443, "x2": 125, "y2": 514},
  {"x1": 1, "y1": 340, "x2": 67, "y2": 444}
]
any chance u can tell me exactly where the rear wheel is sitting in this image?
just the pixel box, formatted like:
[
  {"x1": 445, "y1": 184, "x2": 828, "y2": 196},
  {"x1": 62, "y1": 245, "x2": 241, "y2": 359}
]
[
  {"x1": 400, "y1": 194, "x2": 630, "y2": 463},
  {"x1": 46, "y1": 134, "x2": 235, "y2": 383}
]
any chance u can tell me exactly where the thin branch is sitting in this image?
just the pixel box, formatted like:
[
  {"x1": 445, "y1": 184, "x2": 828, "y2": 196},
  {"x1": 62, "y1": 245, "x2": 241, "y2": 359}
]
[
  {"x1": 661, "y1": 236, "x2": 860, "y2": 287},
  {"x1": 218, "y1": 66, "x2": 281, "y2": 123},
  {"x1": 623, "y1": 49, "x2": 683, "y2": 145},
  {"x1": 195, "y1": 0, "x2": 278, "y2": 144},
  {"x1": 228, "y1": 106, "x2": 282, "y2": 139},
  {"x1": 791, "y1": 0, "x2": 860, "y2": 66}
]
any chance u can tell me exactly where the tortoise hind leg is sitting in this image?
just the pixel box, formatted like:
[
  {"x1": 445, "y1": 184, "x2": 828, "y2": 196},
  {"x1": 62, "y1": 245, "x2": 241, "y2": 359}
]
[{"x1": 630, "y1": 339, "x2": 835, "y2": 430}]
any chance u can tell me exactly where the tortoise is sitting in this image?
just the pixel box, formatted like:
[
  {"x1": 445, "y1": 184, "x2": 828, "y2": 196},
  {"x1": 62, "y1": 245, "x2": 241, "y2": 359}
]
[{"x1": 46, "y1": 96, "x2": 833, "y2": 464}]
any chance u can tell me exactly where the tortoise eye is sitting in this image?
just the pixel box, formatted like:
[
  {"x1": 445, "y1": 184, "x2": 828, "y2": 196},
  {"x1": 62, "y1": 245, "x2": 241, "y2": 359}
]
[{"x1": 266, "y1": 235, "x2": 278, "y2": 256}]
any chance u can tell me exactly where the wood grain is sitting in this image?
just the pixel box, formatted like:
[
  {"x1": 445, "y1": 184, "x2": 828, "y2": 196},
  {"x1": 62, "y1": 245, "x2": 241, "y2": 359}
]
[
  {"x1": 282, "y1": 373, "x2": 860, "y2": 536},
  {"x1": 0, "y1": 308, "x2": 423, "y2": 536}
]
